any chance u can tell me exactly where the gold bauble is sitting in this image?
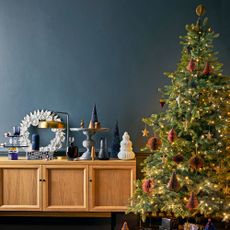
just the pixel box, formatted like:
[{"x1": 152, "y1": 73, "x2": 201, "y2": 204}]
[{"x1": 196, "y1": 4, "x2": 206, "y2": 16}]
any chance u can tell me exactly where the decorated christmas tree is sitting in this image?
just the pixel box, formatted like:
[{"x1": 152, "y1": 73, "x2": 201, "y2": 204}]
[{"x1": 128, "y1": 5, "x2": 230, "y2": 222}]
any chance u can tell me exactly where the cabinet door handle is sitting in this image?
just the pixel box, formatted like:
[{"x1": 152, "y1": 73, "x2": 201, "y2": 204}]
[
  {"x1": 39, "y1": 179, "x2": 42, "y2": 182},
  {"x1": 43, "y1": 179, "x2": 46, "y2": 182},
  {"x1": 89, "y1": 179, "x2": 92, "y2": 182}
]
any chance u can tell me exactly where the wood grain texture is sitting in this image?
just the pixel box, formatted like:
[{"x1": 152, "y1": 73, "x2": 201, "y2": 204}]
[
  {"x1": 43, "y1": 165, "x2": 88, "y2": 211},
  {"x1": 0, "y1": 159, "x2": 136, "y2": 213},
  {"x1": 90, "y1": 165, "x2": 136, "y2": 212},
  {"x1": 0, "y1": 169, "x2": 2, "y2": 207},
  {"x1": 0, "y1": 158, "x2": 136, "y2": 166},
  {"x1": 0, "y1": 165, "x2": 41, "y2": 210}
]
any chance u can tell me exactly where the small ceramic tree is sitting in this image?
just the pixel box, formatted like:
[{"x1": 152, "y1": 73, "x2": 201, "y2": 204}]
[{"x1": 118, "y1": 132, "x2": 135, "y2": 160}]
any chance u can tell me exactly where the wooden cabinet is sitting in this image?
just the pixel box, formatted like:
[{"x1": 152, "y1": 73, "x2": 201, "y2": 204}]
[
  {"x1": 43, "y1": 165, "x2": 88, "y2": 211},
  {"x1": 90, "y1": 164, "x2": 135, "y2": 212},
  {"x1": 0, "y1": 159, "x2": 136, "y2": 213},
  {"x1": 0, "y1": 164, "x2": 42, "y2": 211}
]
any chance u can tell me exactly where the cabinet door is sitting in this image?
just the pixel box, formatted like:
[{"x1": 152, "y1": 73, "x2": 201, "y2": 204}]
[
  {"x1": 0, "y1": 165, "x2": 42, "y2": 211},
  {"x1": 89, "y1": 164, "x2": 136, "y2": 212},
  {"x1": 43, "y1": 165, "x2": 88, "y2": 211}
]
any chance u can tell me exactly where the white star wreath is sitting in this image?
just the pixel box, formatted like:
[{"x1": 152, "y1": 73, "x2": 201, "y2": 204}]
[{"x1": 19, "y1": 110, "x2": 65, "y2": 152}]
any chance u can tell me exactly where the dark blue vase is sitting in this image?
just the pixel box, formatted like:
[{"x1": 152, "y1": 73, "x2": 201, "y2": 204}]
[{"x1": 32, "y1": 134, "x2": 40, "y2": 151}]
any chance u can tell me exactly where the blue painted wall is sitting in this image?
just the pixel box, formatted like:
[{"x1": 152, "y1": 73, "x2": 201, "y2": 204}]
[{"x1": 0, "y1": 0, "x2": 229, "y2": 152}]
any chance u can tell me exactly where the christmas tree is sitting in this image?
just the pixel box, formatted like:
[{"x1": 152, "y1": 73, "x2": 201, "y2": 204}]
[{"x1": 128, "y1": 5, "x2": 230, "y2": 222}]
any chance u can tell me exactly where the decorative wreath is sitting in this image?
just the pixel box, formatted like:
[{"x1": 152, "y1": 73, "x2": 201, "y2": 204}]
[{"x1": 19, "y1": 110, "x2": 65, "y2": 152}]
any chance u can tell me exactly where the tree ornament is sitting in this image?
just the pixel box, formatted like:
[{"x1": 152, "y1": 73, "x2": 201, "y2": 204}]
[
  {"x1": 121, "y1": 221, "x2": 129, "y2": 230},
  {"x1": 168, "y1": 128, "x2": 176, "y2": 143},
  {"x1": 146, "y1": 136, "x2": 161, "y2": 151},
  {"x1": 186, "y1": 192, "x2": 198, "y2": 210},
  {"x1": 173, "y1": 153, "x2": 184, "y2": 164},
  {"x1": 203, "y1": 62, "x2": 212, "y2": 75},
  {"x1": 162, "y1": 154, "x2": 167, "y2": 164},
  {"x1": 110, "y1": 121, "x2": 121, "y2": 159},
  {"x1": 182, "y1": 120, "x2": 189, "y2": 131},
  {"x1": 118, "y1": 132, "x2": 135, "y2": 160},
  {"x1": 206, "y1": 131, "x2": 213, "y2": 140},
  {"x1": 142, "y1": 126, "x2": 149, "y2": 137},
  {"x1": 186, "y1": 59, "x2": 196, "y2": 72},
  {"x1": 176, "y1": 96, "x2": 180, "y2": 107},
  {"x1": 223, "y1": 186, "x2": 230, "y2": 195},
  {"x1": 159, "y1": 99, "x2": 166, "y2": 108},
  {"x1": 167, "y1": 172, "x2": 180, "y2": 192},
  {"x1": 142, "y1": 178, "x2": 154, "y2": 194},
  {"x1": 196, "y1": 4, "x2": 206, "y2": 17},
  {"x1": 189, "y1": 155, "x2": 204, "y2": 170}
]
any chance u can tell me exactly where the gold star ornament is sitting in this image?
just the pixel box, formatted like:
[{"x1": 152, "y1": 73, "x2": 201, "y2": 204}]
[
  {"x1": 206, "y1": 131, "x2": 213, "y2": 140},
  {"x1": 142, "y1": 128, "x2": 149, "y2": 137},
  {"x1": 223, "y1": 186, "x2": 230, "y2": 195}
]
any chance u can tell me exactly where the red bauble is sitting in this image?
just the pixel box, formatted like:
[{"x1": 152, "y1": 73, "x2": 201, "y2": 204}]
[
  {"x1": 142, "y1": 178, "x2": 154, "y2": 194},
  {"x1": 168, "y1": 128, "x2": 176, "y2": 143},
  {"x1": 203, "y1": 62, "x2": 211, "y2": 75},
  {"x1": 172, "y1": 153, "x2": 184, "y2": 164},
  {"x1": 146, "y1": 136, "x2": 161, "y2": 151},
  {"x1": 186, "y1": 192, "x2": 199, "y2": 210},
  {"x1": 186, "y1": 59, "x2": 196, "y2": 72},
  {"x1": 189, "y1": 155, "x2": 204, "y2": 170}
]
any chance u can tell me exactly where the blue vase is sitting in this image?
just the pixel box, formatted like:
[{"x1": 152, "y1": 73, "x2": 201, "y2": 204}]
[{"x1": 32, "y1": 134, "x2": 40, "y2": 151}]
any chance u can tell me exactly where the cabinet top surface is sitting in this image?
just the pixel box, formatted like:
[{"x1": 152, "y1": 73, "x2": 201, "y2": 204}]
[{"x1": 0, "y1": 157, "x2": 136, "y2": 165}]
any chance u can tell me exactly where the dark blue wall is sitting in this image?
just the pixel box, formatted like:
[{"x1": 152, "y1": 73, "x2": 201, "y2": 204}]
[{"x1": 0, "y1": 0, "x2": 229, "y2": 152}]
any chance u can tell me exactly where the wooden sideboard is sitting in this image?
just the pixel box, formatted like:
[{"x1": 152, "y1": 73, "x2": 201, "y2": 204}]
[{"x1": 0, "y1": 158, "x2": 136, "y2": 214}]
